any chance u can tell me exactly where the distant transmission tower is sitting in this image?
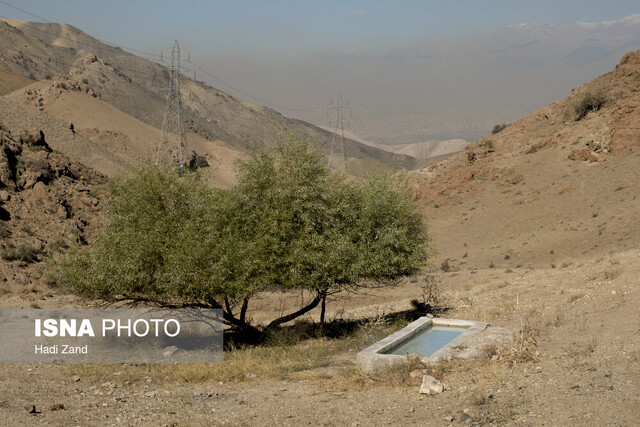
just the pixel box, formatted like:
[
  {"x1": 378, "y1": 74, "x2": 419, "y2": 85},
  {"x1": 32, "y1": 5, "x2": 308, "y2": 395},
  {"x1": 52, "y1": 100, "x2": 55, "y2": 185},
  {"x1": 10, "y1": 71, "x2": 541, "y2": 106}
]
[
  {"x1": 157, "y1": 40, "x2": 194, "y2": 167},
  {"x1": 327, "y1": 92, "x2": 350, "y2": 170}
]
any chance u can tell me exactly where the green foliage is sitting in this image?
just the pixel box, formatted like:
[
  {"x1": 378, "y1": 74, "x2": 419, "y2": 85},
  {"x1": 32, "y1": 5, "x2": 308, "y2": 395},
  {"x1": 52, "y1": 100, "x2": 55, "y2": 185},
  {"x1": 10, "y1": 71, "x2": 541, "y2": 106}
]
[
  {"x1": 50, "y1": 135, "x2": 431, "y2": 328},
  {"x1": 218, "y1": 136, "x2": 431, "y2": 303},
  {"x1": 574, "y1": 91, "x2": 606, "y2": 120},
  {"x1": 50, "y1": 164, "x2": 220, "y2": 304}
]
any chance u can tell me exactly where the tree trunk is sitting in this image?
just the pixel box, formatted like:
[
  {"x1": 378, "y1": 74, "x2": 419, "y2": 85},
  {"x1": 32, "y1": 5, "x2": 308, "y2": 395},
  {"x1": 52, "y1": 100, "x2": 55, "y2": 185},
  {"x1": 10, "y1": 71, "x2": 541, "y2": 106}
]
[
  {"x1": 239, "y1": 298, "x2": 249, "y2": 324},
  {"x1": 320, "y1": 292, "x2": 327, "y2": 325},
  {"x1": 267, "y1": 294, "x2": 322, "y2": 328},
  {"x1": 223, "y1": 297, "x2": 261, "y2": 335}
]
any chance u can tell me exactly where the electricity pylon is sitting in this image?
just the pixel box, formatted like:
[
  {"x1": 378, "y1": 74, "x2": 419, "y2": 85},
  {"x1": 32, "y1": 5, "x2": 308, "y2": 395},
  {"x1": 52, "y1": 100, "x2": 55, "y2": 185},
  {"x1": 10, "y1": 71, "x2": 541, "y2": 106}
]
[
  {"x1": 157, "y1": 40, "x2": 193, "y2": 167},
  {"x1": 327, "y1": 92, "x2": 350, "y2": 170}
]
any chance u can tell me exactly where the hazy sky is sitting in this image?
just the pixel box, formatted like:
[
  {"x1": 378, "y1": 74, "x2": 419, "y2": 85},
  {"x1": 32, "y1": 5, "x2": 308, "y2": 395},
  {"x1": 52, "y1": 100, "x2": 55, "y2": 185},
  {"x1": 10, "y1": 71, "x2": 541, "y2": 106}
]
[{"x1": 1, "y1": 0, "x2": 639, "y2": 64}]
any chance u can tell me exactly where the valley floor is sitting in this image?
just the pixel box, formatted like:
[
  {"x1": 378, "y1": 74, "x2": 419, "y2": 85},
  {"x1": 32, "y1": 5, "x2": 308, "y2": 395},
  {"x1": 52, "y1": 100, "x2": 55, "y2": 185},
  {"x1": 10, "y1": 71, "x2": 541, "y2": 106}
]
[{"x1": 1, "y1": 249, "x2": 638, "y2": 426}]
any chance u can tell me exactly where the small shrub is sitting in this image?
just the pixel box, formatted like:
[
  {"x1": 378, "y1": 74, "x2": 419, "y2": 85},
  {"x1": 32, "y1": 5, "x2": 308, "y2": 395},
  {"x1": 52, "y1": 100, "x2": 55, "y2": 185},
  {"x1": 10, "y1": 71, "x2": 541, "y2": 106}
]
[
  {"x1": 20, "y1": 225, "x2": 34, "y2": 236},
  {"x1": 494, "y1": 316, "x2": 540, "y2": 364},
  {"x1": 491, "y1": 123, "x2": 508, "y2": 134},
  {"x1": 1, "y1": 244, "x2": 39, "y2": 263},
  {"x1": 71, "y1": 227, "x2": 85, "y2": 244},
  {"x1": 479, "y1": 139, "x2": 495, "y2": 150},
  {"x1": 48, "y1": 237, "x2": 68, "y2": 252},
  {"x1": 526, "y1": 144, "x2": 540, "y2": 154},
  {"x1": 24, "y1": 157, "x2": 49, "y2": 174},
  {"x1": 574, "y1": 91, "x2": 606, "y2": 120},
  {"x1": 19, "y1": 132, "x2": 36, "y2": 146},
  {"x1": 188, "y1": 152, "x2": 210, "y2": 170},
  {"x1": 440, "y1": 258, "x2": 457, "y2": 272},
  {"x1": 17, "y1": 244, "x2": 39, "y2": 262},
  {"x1": 419, "y1": 273, "x2": 440, "y2": 307},
  {"x1": 471, "y1": 391, "x2": 491, "y2": 406},
  {"x1": 0, "y1": 221, "x2": 8, "y2": 239}
]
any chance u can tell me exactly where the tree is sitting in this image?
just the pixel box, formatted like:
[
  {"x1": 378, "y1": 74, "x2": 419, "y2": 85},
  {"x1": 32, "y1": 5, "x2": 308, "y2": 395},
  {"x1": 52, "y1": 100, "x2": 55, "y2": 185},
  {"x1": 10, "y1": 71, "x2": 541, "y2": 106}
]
[
  {"x1": 50, "y1": 135, "x2": 432, "y2": 334},
  {"x1": 49, "y1": 164, "x2": 223, "y2": 305}
]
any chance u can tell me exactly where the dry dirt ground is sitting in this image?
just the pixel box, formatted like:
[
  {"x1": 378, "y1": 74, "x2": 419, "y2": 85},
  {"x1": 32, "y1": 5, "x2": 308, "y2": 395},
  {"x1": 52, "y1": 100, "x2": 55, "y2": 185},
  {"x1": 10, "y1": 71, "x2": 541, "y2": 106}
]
[{"x1": 0, "y1": 248, "x2": 638, "y2": 426}]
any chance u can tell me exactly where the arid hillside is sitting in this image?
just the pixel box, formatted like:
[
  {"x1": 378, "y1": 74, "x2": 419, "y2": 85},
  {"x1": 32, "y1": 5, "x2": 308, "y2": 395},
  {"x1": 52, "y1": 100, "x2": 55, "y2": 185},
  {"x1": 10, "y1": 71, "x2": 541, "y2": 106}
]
[
  {"x1": 416, "y1": 50, "x2": 640, "y2": 270},
  {"x1": 0, "y1": 124, "x2": 103, "y2": 299},
  {"x1": 0, "y1": 68, "x2": 33, "y2": 95},
  {"x1": 4, "y1": 76, "x2": 243, "y2": 188},
  {"x1": 0, "y1": 17, "x2": 416, "y2": 173}
]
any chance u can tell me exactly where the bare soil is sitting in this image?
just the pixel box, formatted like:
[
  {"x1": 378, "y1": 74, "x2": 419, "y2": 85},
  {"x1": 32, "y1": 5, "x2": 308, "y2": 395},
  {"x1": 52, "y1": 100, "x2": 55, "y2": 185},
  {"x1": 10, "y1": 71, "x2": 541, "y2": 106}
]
[{"x1": 0, "y1": 249, "x2": 638, "y2": 426}]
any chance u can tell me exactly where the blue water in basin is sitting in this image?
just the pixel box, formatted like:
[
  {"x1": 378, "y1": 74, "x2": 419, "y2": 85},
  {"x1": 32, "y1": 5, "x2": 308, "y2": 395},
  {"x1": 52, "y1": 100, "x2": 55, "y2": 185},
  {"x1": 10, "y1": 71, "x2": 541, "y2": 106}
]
[{"x1": 386, "y1": 325, "x2": 468, "y2": 357}]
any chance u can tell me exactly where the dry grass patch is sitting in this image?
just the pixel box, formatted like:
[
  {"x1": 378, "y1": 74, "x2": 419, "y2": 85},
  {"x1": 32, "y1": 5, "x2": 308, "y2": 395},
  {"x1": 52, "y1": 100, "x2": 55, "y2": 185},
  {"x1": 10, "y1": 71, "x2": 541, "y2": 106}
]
[
  {"x1": 471, "y1": 397, "x2": 520, "y2": 425},
  {"x1": 66, "y1": 316, "x2": 415, "y2": 386},
  {"x1": 335, "y1": 356, "x2": 426, "y2": 389},
  {"x1": 66, "y1": 338, "x2": 344, "y2": 385},
  {"x1": 493, "y1": 315, "x2": 541, "y2": 364}
]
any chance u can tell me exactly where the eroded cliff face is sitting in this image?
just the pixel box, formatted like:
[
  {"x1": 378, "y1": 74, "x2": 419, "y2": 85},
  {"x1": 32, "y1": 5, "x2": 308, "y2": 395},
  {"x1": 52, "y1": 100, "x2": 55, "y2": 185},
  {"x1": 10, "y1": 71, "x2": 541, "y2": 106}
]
[{"x1": 0, "y1": 125, "x2": 103, "y2": 297}]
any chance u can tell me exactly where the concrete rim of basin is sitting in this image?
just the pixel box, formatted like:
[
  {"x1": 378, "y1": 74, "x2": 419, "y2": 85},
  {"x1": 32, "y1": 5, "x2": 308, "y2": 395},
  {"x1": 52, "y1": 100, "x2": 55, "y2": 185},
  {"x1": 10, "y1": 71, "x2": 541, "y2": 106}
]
[{"x1": 356, "y1": 317, "x2": 488, "y2": 373}]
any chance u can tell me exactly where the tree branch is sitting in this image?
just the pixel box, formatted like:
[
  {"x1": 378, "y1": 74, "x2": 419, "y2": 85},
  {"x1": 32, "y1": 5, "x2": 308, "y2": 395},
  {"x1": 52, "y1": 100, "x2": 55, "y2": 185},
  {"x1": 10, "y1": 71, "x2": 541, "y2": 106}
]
[
  {"x1": 267, "y1": 293, "x2": 322, "y2": 328},
  {"x1": 222, "y1": 297, "x2": 261, "y2": 335},
  {"x1": 240, "y1": 297, "x2": 249, "y2": 324}
]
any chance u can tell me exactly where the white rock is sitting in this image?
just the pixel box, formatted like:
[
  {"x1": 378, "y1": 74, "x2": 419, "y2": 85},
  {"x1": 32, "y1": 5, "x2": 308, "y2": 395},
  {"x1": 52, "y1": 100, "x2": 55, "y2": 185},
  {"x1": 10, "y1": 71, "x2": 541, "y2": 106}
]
[{"x1": 419, "y1": 375, "x2": 445, "y2": 395}]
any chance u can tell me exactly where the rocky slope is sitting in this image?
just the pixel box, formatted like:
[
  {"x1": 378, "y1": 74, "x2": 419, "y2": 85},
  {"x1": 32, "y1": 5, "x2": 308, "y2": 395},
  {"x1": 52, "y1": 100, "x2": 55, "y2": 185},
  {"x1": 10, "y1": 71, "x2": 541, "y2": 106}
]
[
  {"x1": 414, "y1": 50, "x2": 640, "y2": 270},
  {"x1": 0, "y1": 17, "x2": 416, "y2": 172},
  {"x1": 0, "y1": 124, "x2": 102, "y2": 299},
  {"x1": 4, "y1": 76, "x2": 243, "y2": 188}
]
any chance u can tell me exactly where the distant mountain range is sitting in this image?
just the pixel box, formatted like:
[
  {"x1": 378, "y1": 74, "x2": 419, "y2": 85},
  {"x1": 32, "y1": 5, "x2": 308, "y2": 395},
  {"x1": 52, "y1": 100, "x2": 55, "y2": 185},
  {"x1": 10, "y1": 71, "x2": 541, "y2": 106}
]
[
  {"x1": 0, "y1": 17, "x2": 417, "y2": 174},
  {"x1": 203, "y1": 15, "x2": 640, "y2": 144}
]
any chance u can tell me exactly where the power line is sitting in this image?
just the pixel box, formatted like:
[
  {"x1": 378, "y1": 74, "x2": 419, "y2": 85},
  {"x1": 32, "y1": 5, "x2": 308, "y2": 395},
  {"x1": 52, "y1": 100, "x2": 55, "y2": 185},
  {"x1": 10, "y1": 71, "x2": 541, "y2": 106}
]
[
  {"x1": 0, "y1": 18, "x2": 166, "y2": 79},
  {"x1": 1, "y1": 2, "x2": 342, "y2": 131},
  {"x1": 1, "y1": 1, "x2": 333, "y2": 116},
  {"x1": 0, "y1": 0, "x2": 162, "y2": 59},
  {"x1": 4, "y1": 19, "x2": 330, "y2": 116},
  {"x1": 187, "y1": 60, "x2": 330, "y2": 113}
]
